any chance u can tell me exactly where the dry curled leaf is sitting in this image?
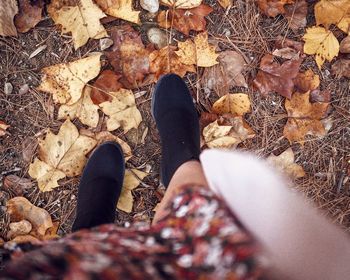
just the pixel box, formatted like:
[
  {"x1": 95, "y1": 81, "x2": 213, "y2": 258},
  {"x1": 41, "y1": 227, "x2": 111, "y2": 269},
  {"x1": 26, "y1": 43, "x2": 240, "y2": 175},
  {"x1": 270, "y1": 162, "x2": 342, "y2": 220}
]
[
  {"x1": 95, "y1": 0, "x2": 140, "y2": 24},
  {"x1": 303, "y1": 26, "x2": 339, "y2": 69},
  {"x1": 158, "y1": 4, "x2": 212, "y2": 36},
  {"x1": 160, "y1": 0, "x2": 202, "y2": 9},
  {"x1": 257, "y1": 0, "x2": 294, "y2": 17},
  {"x1": 284, "y1": 0, "x2": 307, "y2": 31},
  {"x1": 3, "y1": 175, "x2": 33, "y2": 196},
  {"x1": 212, "y1": 93, "x2": 251, "y2": 116},
  {"x1": 267, "y1": 148, "x2": 305, "y2": 179},
  {"x1": 48, "y1": 0, "x2": 107, "y2": 49},
  {"x1": 28, "y1": 119, "x2": 97, "y2": 192},
  {"x1": 331, "y1": 59, "x2": 350, "y2": 78},
  {"x1": 0, "y1": 120, "x2": 10, "y2": 137},
  {"x1": 294, "y1": 69, "x2": 320, "y2": 92},
  {"x1": 37, "y1": 54, "x2": 102, "y2": 105},
  {"x1": 99, "y1": 89, "x2": 142, "y2": 133},
  {"x1": 0, "y1": 0, "x2": 18, "y2": 36},
  {"x1": 6, "y1": 197, "x2": 53, "y2": 237},
  {"x1": 149, "y1": 46, "x2": 196, "y2": 79},
  {"x1": 253, "y1": 54, "x2": 301, "y2": 99},
  {"x1": 14, "y1": 0, "x2": 43, "y2": 33},
  {"x1": 283, "y1": 91, "x2": 330, "y2": 144},
  {"x1": 117, "y1": 169, "x2": 149, "y2": 213},
  {"x1": 91, "y1": 70, "x2": 121, "y2": 104}
]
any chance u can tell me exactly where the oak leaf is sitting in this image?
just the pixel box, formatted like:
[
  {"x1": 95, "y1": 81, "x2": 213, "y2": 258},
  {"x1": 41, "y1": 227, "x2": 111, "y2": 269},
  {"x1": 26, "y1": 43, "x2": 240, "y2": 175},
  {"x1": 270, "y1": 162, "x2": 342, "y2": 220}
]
[
  {"x1": 149, "y1": 46, "x2": 196, "y2": 79},
  {"x1": 99, "y1": 88, "x2": 142, "y2": 133},
  {"x1": 37, "y1": 54, "x2": 102, "y2": 105},
  {"x1": 212, "y1": 93, "x2": 251, "y2": 116},
  {"x1": 158, "y1": 4, "x2": 213, "y2": 36},
  {"x1": 29, "y1": 120, "x2": 97, "y2": 192},
  {"x1": 160, "y1": 0, "x2": 202, "y2": 9},
  {"x1": 331, "y1": 59, "x2": 350, "y2": 78},
  {"x1": 303, "y1": 26, "x2": 339, "y2": 69},
  {"x1": 253, "y1": 54, "x2": 301, "y2": 98},
  {"x1": 257, "y1": 0, "x2": 294, "y2": 17},
  {"x1": 91, "y1": 70, "x2": 121, "y2": 104},
  {"x1": 58, "y1": 86, "x2": 100, "y2": 128},
  {"x1": 284, "y1": 0, "x2": 307, "y2": 31},
  {"x1": 48, "y1": 0, "x2": 107, "y2": 49},
  {"x1": 294, "y1": 69, "x2": 320, "y2": 92},
  {"x1": 0, "y1": 0, "x2": 18, "y2": 36},
  {"x1": 117, "y1": 169, "x2": 148, "y2": 213},
  {"x1": 0, "y1": 120, "x2": 10, "y2": 137},
  {"x1": 14, "y1": 0, "x2": 43, "y2": 33},
  {"x1": 176, "y1": 32, "x2": 219, "y2": 67},
  {"x1": 95, "y1": 0, "x2": 140, "y2": 24},
  {"x1": 283, "y1": 91, "x2": 330, "y2": 144},
  {"x1": 267, "y1": 148, "x2": 305, "y2": 179}
]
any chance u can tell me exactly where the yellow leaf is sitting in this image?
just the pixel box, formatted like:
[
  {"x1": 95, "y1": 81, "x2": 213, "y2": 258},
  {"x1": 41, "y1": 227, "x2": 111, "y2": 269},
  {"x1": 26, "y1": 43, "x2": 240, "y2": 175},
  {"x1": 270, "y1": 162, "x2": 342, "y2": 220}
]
[
  {"x1": 175, "y1": 32, "x2": 219, "y2": 67},
  {"x1": 160, "y1": 0, "x2": 202, "y2": 9},
  {"x1": 117, "y1": 169, "x2": 148, "y2": 213},
  {"x1": 212, "y1": 93, "x2": 251, "y2": 116},
  {"x1": 217, "y1": 0, "x2": 233, "y2": 9},
  {"x1": 315, "y1": 0, "x2": 350, "y2": 34},
  {"x1": 267, "y1": 148, "x2": 306, "y2": 179},
  {"x1": 100, "y1": 88, "x2": 142, "y2": 133},
  {"x1": 303, "y1": 26, "x2": 339, "y2": 69},
  {"x1": 58, "y1": 87, "x2": 99, "y2": 128},
  {"x1": 0, "y1": 0, "x2": 18, "y2": 36},
  {"x1": 29, "y1": 120, "x2": 97, "y2": 192},
  {"x1": 37, "y1": 54, "x2": 102, "y2": 105},
  {"x1": 95, "y1": 0, "x2": 140, "y2": 24}
]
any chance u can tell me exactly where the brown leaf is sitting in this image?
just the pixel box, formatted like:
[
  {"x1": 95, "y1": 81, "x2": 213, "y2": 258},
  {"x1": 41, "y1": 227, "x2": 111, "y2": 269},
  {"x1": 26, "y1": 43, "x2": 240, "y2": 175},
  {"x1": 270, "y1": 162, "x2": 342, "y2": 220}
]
[
  {"x1": 200, "y1": 112, "x2": 218, "y2": 132},
  {"x1": 294, "y1": 69, "x2": 320, "y2": 92},
  {"x1": 3, "y1": 175, "x2": 33, "y2": 196},
  {"x1": 22, "y1": 137, "x2": 38, "y2": 163},
  {"x1": 310, "y1": 89, "x2": 331, "y2": 103},
  {"x1": 91, "y1": 70, "x2": 121, "y2": 104},
  {"x1": 331, "y1": 59, "x2": 350, "y2": 78},
  {"x1": 0, "y1": 120, "x2": 10, "y2": 137},
  {"x1": 257, "y1": 0, "x2": 294, "y2": 17},
  {"x1": 340, "y1": 36, "x2": 350, "y2": 53},
  {"x1": 253, "y1": 54, "x2": 301, "y2": 99},
  {"x1": 284, "y1": 0, "x2": 307, "y2": 31},
  {"x1": 272, "y1": 47, "x2": 300, "y2": 60},
  {"x1": 0, "y1": 0, "x2": 18, "y2": 36},
  {"x1": 149, "y1": 46, "x2": 196, "y2": 79},
  {"x1": 14, "y1": 0, "x2": 43, "y2": 33},
  {"x1": 43, "y1": 221, "x2": 60, "y2": 240},
  {"x1": 275, "y1": 36, "x2": 304, "y2": 53},
  {"x1": 158, "y1": 4, "x2": 213, "y2": 36}
]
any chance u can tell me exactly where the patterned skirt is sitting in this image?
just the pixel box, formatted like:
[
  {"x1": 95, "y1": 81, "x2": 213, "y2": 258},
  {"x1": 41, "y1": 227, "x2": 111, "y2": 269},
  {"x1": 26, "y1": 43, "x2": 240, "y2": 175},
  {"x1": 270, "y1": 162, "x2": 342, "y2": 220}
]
[{"x1": 0, "y1": 186, "x2": 264, "y2": 279}]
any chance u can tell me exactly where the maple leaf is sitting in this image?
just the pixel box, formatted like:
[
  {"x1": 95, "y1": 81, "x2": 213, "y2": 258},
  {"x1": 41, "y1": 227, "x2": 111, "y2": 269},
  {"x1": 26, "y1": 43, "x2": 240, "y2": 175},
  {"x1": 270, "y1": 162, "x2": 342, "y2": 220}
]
[
  {"x1": 58, "y1": 86, "x2": 100, "y2": 128},
  {"x1": 175, "y1": 32, "x2": 219, "y2": 67},
  {"x1": 95, "y1": 0, "x2": 140, "y2": 24},
  {"x1": 99, "y1": 88, "x2": 142, "y2": 133},
  {"x1": 0, "y1": 120, "x2": 10, "y2": 137},
  {"x1": 158, "y1": 4, "x2": 213, "y2": 36},
  {"x1": 284, "y1": 0, "x2": 307, "y2": 31},
  {"x1": 303, "y1": 26, "x2": 339, "y2": 69},
  {"x1": 37, "y1": 54, "x2": 102, "y2": 105},
  {"x1": 315, "y1": 0, "x2": 350, "y2": 34},
  {"x1": 0, "y1": 0, "x2": 18, "y2": 36},
  {"x1": 202, "y1": 116, "x2": 255, "y2": 149},
  {"x1": 331, "y1": 59, "x2": 350, "y2": 78},
  {"x1": 149, "y1": 46, "x2": 196, "y2": 79},
  {"x1": 160, "y1": 0, "x2": 202, "y2": 9},
  {"x1": 283, "y1": 91, "x2": 330, "y2": 144},
  {"x1": 48, "y1": 0, "x2": 107, "y2": 49},
  {"x1": 267, "y1": 148, "x2": 305, "y2": 179},
  {"x1": 14, "y1": 0, "x2": 43, "y2": 33},
  {"x1": 117, "y1": 169, "x2": 148, "y2": 213},
  {"x1": 257, "y1": 0, "x2": 295, "y2": 18},
  {"x1": 91, "y1": 70, "x2": 121, "y2": 104},
  {"x1": 28, "y1": 119, "x2": 97, "y2": 192},
  {"x1": 253, "y1": 54, "x2": 301, "y2": 98},
  {"x1": 294, "y1": 69, "x2": 320, "y2": 93},
  {"x1": 212, "y1": 93, "x2": 251, "y2": 116}
]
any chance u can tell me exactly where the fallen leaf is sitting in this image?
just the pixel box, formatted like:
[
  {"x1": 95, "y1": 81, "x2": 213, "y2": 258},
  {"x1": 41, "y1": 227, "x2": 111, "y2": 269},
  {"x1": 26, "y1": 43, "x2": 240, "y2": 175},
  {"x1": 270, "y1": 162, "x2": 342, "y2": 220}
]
[
  {"x1": 284, "y1": 0, "x2": 307, "y2": 31},
  {"x1": 95, "y1": 0, "x2": 140, "y2": 24},
  {"x1": 158, "y1": 4, "x2": 213, "y2": 36},
  {"x1": 310, "y1": 89, "x2": 331, "y2": 103},
  {"x1": 91, "y1": 70, "x2": 121, "y2": 104},
  {"x1": 212, "y1": 93, "x2": 251, "y2": 116},
  {"x1": 8, "y1": 220, "x2": 32, "y2": 239},
  {"x1": 294, "y1": 69, "x2": 320, "y2": 92},
  {"x1": 0, "y1": 0, "x2": 18, "y2": 36},
  {"x1": 253, "y1": 54, "x2": 301, "y2": 98},
  {"x1": 149, "y1": 46, "x2": 196, "y2": 79},
  {"x1": 272, "y1": 47, "x2": 300, "y2": 60},
  {"x1": 267, "y1": 148, "x2": 305, "y2": 179},
  {"x1": 257, "y1": 0, "x2": 294, "y2": 17},
  {"x1": 58, "y1": 87, "x2": 100, "y2": 128},
  {"x1": 28, "y1": 120, "x2": 97, "y2": 192},
  {"x1": 0, "y1": 120, "x2": 10, "y2": 137},
  {"x1": 315, "y1": 0, "x2": 350, "y2": 34},
  {"x1": 331, "y1": 59, "x2": 350, "y2": 78},
  {"x1": 218, "y1": 0, "x2": 233, "y2": 9},
  {"x1": 43, "y1": 221, "x2": 60, "y2": 240},
  {"x1": 203, "y1": 116, "x2": 255, "y2": 148},
  {"x1": 100, "y1": 89, "x2": 142, "y2": 133},
  {"x1": 8, "y1": 235, "x2": 39, "y2": 244},
  {"x1": 340, "y1": 36, "x2": 350, "y2": 53},
  {"x1": 200, "y1": 112, "x2": 219, "y2": 131},
  {"x1": 175, "y1": 32, "x2": 219, "y2": 67},
  {"x1": 303, "y1": 26, "x2": 339, "y2": 69},
  {"x1": 274, "y1": 36, "x2": 304, "y2": 53},
  {"x1": 22, "y1": 137, "x2": 38, "y2": 164},
  {"x1": 37, "y1": 54, "x2": 102, "y2": 105},
  {"x1": 14, "y1": 0, "x2": 43, "y2": 33},
  {"x1": 6, "y1": 197, "x2": 53, "y2": 236},
  {"x1": 48, "y1": 0, "x2": 107, "y2": 49},
  {"x1": 283, "y1": 91, "x2": 330, "y2": 144},
  {"x1": 3, "y1": 175, "x2": 33, "y2": 196},
  {"x1": 117, "y1": 169, "x2": 148, "y2": 213},
  {"x1": 160, "y1": 0, "x2": 202, "y2": 9}
]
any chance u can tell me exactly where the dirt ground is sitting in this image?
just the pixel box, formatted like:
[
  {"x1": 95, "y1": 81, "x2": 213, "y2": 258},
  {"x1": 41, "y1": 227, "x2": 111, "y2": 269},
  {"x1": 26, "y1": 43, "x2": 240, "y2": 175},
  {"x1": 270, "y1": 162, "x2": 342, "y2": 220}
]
[{"x1": 0, "y1": 0, "x2": 349, "y2": 240}]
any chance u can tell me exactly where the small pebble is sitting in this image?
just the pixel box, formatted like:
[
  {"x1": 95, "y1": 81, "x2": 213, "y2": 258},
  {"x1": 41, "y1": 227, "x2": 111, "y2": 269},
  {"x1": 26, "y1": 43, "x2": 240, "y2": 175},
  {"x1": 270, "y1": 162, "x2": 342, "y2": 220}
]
[
  {"x1": 4, "y1": 82, "x2": 13, "y2": 95},
  {"x1": 100, "y1": 38, "x2": 114, "y2": 51},
  {"x1": 18, "y1": 84, "x2": 29, "y2": 95},
  {"x1": 140, "y1": 0, "x2": 159, "y2": 13},
  {"x1": 147, "y1": 28, "x2": 168, "y2": 49}
]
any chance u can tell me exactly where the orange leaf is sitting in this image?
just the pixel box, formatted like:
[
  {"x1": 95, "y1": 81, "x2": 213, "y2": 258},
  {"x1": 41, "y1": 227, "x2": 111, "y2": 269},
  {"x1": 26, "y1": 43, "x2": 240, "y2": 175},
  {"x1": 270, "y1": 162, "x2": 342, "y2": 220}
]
[
  {"x1": 91, "y1": 70, "x2": 122, "y2": 104},
  {"x1": 284, "y1": 0, "x2": 307, "y2": 31},
  {"x1": 14, "y1": 0, "x2": 44, "y2": 33},
  {"x1": 294, "y1": 69, "x2": 320, "y2": 93},
  {"x1": 0, "y1": 120, "x2": 10, "y2": 137}
]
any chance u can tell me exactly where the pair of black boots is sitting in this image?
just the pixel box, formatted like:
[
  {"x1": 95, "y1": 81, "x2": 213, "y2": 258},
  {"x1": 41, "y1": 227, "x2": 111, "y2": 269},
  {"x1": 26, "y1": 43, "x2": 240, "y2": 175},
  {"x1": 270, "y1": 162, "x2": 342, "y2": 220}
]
[{"x1": 72, "y1": 74, "x2": 200, "y2": 231}]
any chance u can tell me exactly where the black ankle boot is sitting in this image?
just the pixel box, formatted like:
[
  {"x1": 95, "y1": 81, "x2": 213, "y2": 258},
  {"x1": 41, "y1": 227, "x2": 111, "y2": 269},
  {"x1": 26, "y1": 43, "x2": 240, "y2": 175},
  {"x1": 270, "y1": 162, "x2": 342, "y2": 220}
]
[
  {"x1": 152, "y1": 74, "x2": 200, "y2": 187},
  {"x1": 72, "y1": 142, "x2": 125, "y2": 231}
]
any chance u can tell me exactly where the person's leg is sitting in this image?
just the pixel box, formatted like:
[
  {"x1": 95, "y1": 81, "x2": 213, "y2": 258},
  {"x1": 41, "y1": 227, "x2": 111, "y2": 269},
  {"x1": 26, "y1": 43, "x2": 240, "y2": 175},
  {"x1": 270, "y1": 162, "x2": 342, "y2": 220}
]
[{"x1": 72, "y1": 142, "x2": 125, "y2": 232}]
